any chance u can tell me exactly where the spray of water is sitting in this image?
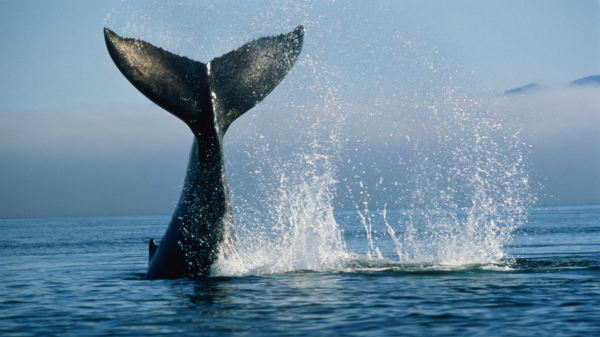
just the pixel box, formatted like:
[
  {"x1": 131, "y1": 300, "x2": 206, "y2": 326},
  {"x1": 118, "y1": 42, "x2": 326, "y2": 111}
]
[
  {"x1": 352, "y1": 90, "x2": 533, "y2": 267},
  {"x1": 213, "y1": 147, "x2": 348, "y2": 276},
  {"x1": 107, "y1": 1, "x2": 533, "y2": 275}
]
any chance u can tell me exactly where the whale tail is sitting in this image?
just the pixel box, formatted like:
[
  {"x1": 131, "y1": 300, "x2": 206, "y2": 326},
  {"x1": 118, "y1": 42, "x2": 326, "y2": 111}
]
[
  {"x1": 104, "y1": 26, "x2": 304, "y2": 279},
  {"x1": 103, "y1": 26, "x2": 304, "y2": 135}
]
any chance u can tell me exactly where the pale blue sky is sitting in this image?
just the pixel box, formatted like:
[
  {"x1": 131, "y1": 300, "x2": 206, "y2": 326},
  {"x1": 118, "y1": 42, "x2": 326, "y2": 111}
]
[
  {"x1": 1, "y1": 0, "x2": 598, "y2": 111},
  {"x1": 0, "y1": 0, "x2": 599, "y2": 217}
]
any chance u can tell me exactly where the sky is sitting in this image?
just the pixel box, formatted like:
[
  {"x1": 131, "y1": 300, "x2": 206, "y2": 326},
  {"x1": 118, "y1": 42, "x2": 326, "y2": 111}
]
[{"x1": 0, "y1": 0, "x2": 599, "y2": 217}]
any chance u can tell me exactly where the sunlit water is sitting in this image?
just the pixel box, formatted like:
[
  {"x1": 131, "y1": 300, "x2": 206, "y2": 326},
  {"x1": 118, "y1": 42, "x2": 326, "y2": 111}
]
[{"x1": 1, "y1": 205, "x2": 600, "y2": 336}]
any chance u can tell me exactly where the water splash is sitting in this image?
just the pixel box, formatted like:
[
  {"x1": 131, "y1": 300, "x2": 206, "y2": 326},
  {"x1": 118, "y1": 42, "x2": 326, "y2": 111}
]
[
  {"x1": 357, "y1": 90, "x2": 533, "y2": 267},
  {"x1": 213, "y1": 147, "x2": 348, "y2": 276},
  {"x1": 107, "y1": 1, "x2": 534, "y2": 275}
]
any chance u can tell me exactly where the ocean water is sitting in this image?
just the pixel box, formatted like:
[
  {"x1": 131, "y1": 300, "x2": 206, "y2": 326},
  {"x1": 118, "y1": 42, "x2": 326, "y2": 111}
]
[
  {"x1": 4, "y1": 3, "x2": 598, "y2": 336},
  {"x1": 1, "y1": 204, "x2": 599, "y2": 336}
]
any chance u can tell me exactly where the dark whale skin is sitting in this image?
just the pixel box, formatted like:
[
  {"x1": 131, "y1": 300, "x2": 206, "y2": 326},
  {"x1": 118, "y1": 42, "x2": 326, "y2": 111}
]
[{"x1": 104, "y1": 26, "x2": 304, "y2": 279}]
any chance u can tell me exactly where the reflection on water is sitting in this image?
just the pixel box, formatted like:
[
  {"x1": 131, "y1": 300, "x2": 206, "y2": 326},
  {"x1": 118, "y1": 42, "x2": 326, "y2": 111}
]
[{"x1": 179, "y1": 277, "x2": 235, "y2": 308}]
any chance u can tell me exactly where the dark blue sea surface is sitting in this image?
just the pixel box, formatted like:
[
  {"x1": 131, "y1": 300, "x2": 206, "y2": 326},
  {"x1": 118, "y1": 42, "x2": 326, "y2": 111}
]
[{"x1": 1, "y1": 205, "x2": 600, "y2": 336}]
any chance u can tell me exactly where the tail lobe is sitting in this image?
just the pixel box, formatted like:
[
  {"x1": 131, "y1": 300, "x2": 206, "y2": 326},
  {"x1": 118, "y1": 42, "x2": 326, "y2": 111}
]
[
  {"x1": 209, "y1": 26, "x2": 304, "y2": 133},
  {"x1": 104, "y1": 26, "x2": 304, "y2": 134}
]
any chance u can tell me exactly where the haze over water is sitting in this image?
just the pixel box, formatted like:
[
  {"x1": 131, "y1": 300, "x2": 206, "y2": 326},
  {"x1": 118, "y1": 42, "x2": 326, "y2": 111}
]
[{"x1": 1, "y1": 0, "x2": 599, "y2": 217}]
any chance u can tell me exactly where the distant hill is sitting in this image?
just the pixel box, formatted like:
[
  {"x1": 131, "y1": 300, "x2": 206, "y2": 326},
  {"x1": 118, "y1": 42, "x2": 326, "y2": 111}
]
[
  {"x1": 504, "y1": 83, "x2": 545, "y2": 95},
  {"x1": 505, "y1": 75, "x2": 600, "y2": 95},
  {"x1": 569, "y1": 75, "x2": 600, "y2": 87}
]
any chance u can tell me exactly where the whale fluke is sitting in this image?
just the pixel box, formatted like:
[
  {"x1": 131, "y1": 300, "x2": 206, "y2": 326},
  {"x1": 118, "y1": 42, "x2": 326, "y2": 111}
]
[
  {"x1": 104, "y1": 26, "x2": 304, "y2": 279},
  {"x1": 104, "y1": 27, "x2": 304, "y2": 135}
]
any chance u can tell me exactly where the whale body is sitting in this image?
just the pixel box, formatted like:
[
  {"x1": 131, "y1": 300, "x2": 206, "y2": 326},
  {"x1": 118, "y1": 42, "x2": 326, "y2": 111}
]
[{"x1": 104, "y1": 26, "x2": 304, "y2": 280}]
